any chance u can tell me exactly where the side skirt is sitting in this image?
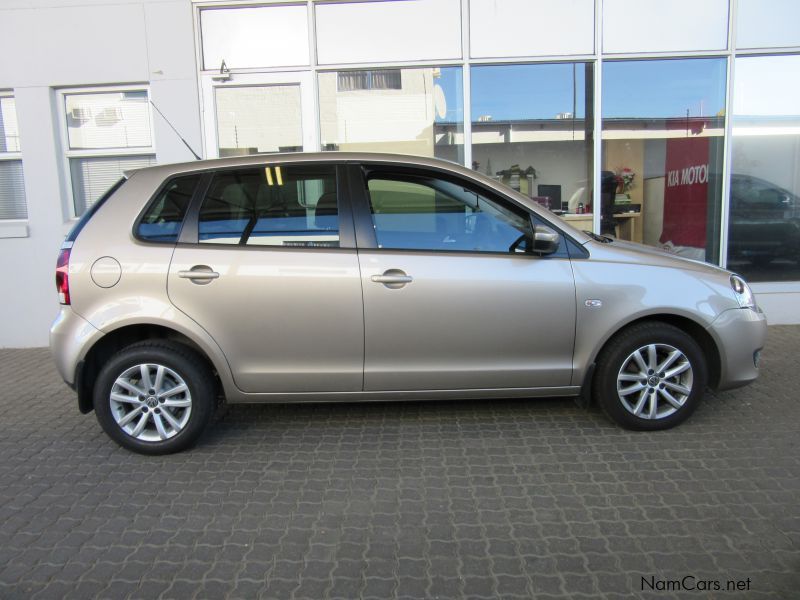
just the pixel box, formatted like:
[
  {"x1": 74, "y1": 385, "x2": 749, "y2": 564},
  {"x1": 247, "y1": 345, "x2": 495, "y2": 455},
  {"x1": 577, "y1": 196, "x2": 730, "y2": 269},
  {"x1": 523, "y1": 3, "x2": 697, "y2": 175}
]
[{"x1": 224, "y1": 386, "x2": 582, "y2": 404}]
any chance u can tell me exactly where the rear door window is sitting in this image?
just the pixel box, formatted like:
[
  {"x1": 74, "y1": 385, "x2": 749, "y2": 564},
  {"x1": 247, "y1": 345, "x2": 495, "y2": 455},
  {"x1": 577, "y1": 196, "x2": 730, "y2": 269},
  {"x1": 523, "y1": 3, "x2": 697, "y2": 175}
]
[
  {"x1": 198, "y1": 165, "x2": 339, "y2": 247},
  {"x1": 137, "y1": 174, "x2": 201, "y2": 242}
]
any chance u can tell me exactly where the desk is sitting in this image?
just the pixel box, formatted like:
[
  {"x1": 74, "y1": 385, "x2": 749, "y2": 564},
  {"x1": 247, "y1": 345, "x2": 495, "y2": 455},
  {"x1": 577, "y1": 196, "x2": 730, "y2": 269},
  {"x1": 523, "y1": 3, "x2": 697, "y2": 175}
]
[
  {"x1": 558, "y1": 212, "x2": 643, "y2": 243},
  {"x1": 615, "y1": 212, "x2": 642, "y2": 243}
]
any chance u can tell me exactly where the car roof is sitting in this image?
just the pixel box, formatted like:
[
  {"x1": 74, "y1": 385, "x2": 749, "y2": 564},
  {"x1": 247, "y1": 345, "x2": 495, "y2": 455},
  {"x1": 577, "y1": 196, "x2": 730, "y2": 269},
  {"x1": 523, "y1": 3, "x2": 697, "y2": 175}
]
[
  {"x1": 126, "y1": 151, "x2": 592, "y2": 244},
  {"x1": 128, "y1": 151, "x2": 474, "y2": 178}
]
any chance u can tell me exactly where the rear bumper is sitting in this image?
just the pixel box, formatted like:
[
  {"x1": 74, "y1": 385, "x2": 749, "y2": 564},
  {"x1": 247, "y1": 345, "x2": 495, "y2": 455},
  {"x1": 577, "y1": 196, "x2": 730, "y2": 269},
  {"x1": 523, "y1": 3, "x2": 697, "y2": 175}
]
[
  {"x1": 49, "y1": 307, "x2": 101, "y2": 387},
  {"x1": 707, "y1": 307, "x2": 768, "y2": 391}
]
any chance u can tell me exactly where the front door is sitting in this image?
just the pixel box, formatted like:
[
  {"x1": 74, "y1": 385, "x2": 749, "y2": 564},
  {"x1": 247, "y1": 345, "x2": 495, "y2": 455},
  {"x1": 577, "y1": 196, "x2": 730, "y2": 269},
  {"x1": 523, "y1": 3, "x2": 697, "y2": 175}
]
[
  {"x1": 354, "y1": 168, "x2": 577, "y2": 391},
  {"x1": 167, "y1": 162, "x2": 363, "y2": 393}
]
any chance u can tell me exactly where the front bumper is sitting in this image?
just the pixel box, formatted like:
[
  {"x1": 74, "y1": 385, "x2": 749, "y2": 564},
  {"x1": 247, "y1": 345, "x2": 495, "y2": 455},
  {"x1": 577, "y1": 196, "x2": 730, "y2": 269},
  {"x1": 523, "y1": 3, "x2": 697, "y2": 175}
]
[{"x1": 707, "y1": 306, "x2": 768, "y2": 391}]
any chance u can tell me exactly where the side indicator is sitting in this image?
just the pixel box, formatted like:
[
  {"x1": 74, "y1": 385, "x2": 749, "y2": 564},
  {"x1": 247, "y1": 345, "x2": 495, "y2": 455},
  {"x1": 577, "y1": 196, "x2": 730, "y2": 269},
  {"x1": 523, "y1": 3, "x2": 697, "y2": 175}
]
[{"x1": 585, "y1": 299, "x2": 603, "y2": 308}]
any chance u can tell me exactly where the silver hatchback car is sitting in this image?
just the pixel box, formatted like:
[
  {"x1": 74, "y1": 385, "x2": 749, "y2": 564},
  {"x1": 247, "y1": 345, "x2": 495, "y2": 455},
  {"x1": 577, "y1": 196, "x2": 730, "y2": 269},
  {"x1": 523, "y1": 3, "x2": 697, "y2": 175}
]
[{"x1": 50, "y1": 153, "x2": 767, "y2": 454}]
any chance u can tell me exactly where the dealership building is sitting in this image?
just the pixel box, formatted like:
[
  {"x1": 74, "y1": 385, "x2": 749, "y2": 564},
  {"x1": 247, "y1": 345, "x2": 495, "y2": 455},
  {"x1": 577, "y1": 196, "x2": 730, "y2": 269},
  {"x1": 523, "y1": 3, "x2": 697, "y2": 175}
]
[{"x1": 0, "y1": 0, "x2": 798, "y2": 347}]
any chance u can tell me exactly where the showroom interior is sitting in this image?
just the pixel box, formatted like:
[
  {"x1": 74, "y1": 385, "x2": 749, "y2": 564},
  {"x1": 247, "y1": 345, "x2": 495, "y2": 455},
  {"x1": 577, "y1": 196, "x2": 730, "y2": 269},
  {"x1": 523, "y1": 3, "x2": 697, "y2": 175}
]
[{"x1": 0, "y1": 0, "x2": 799, "y2": 347}]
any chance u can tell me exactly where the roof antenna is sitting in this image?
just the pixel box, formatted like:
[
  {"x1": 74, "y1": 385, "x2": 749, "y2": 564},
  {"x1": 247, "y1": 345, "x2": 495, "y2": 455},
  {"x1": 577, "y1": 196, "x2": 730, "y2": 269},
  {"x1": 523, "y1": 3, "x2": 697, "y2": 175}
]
[{"x1": 149, "y1": 100, "x2": 202, "y2": 160}]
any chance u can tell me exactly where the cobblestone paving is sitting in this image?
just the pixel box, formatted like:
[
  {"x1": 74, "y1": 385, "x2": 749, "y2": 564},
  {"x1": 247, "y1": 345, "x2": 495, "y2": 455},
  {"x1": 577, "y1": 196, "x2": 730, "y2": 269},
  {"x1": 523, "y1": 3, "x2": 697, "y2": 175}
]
[{"x1": 1, "y1": 326, "x2": 799, "y2": 599}]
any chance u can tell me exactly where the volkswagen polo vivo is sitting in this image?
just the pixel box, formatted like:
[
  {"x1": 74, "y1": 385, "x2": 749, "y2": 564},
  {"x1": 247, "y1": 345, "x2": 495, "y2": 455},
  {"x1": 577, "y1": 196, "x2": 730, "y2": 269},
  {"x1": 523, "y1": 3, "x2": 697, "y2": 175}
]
[{"x1": 50, "y1": 153, "x2": 767, "y2": 454}]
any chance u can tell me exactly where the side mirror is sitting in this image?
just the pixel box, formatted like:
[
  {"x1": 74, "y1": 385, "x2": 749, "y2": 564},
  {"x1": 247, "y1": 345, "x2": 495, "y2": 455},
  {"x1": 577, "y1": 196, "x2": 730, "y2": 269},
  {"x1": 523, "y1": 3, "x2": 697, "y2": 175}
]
[{"x1": 532, "y1": 224, "x2": 560, "y2": 255}]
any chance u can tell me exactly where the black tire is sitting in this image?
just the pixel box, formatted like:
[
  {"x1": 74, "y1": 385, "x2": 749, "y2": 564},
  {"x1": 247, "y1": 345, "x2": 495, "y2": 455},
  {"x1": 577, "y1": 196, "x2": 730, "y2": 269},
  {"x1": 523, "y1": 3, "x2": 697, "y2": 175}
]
[
  {"x1": 593, "y1": 322, "x2": 708, "y2": 431},
  {"x1": 94, "y1": 341, "x2": 215, "y2": 455}
]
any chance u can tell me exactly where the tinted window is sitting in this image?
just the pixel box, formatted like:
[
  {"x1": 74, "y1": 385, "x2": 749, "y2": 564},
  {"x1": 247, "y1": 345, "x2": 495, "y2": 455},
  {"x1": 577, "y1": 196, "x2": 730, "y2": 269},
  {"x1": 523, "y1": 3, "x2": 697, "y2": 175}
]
[
  {"x1": 367, "y1": 175, "x2": 533, "y2": 253},
  {"x1": 137, "y1": 174, "x2": 200, "y2": 242},
  {"x1": 198, "y1": 166, "x2": 338, "y2": 247}
]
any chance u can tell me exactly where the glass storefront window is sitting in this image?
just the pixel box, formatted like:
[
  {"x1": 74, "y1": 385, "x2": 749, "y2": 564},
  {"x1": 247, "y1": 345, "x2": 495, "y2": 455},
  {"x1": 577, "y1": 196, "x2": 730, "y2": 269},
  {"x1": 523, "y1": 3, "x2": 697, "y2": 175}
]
[
  {"x1": 319, "y1": 66, "x2": 463, "y2": 164},
  {"x1": 602, "y1": 58, "x2": 727, "y2": 261},
  {"x1": 470, "y1": 63, "x2": 594, "y2": 227},
  {"x1": 200, "y1": 5, "x2": 310, "y2": 70},
  {"x1": 216, "y1": 85, "x2": 303, "y2": 156},
  {"x1": 315, "y1": 0, "x2": 461, "y2": 65},
  {"x1": 737, "y1": 0, "x2": 800, "y2": 49},
  {"x1": 728, "y1": 55, "x2": 800, "y2": 282},
  {"x1": 603, "y1": 0, "x2": 728, "y2": 54}
]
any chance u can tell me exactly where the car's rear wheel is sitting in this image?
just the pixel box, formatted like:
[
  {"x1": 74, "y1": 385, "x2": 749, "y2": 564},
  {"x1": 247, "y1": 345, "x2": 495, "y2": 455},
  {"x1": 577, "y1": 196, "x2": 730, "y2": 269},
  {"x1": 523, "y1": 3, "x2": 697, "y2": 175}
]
[
  {"x1": 594, "y1": 322, "x2": 708, "y2": 430},
  {"x1": 94, "y1": 341, "x2": 215, "y2": 454}
]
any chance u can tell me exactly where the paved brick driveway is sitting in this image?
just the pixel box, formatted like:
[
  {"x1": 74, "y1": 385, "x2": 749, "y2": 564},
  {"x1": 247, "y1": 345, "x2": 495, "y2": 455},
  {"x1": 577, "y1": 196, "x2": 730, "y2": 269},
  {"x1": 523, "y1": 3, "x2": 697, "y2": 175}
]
[{"x1": 1, "y1": 327, "x2": 799, "y2": 599}]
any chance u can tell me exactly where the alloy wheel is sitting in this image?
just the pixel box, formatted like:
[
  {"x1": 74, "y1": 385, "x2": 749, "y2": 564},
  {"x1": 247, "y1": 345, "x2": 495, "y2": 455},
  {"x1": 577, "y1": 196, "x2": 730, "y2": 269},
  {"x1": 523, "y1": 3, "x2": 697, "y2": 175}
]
[
  {"x1": 109, "y1": 363, "x2": 193, "y2": 442},
  {"x1": 616, "y1": 343, "x2": 694, "y2": 420}
]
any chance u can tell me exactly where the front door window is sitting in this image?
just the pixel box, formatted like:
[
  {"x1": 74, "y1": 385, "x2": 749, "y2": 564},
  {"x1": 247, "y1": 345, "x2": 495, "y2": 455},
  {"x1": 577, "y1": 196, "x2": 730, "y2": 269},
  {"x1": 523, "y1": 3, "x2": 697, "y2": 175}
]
[{"x1": 366, "y1": 175, "x2": 534, "y2": 253}]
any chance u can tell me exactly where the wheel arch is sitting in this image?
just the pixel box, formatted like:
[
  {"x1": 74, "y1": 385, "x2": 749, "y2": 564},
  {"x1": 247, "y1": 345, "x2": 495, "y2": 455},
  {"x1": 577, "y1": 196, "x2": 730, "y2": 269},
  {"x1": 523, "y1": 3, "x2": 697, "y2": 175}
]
[
  {"x1": 75, "y1": 323, "x2": 227, "y2": 414},
  {"x1": 585, "y1": 313, "x2": 722, "y2": 396}
]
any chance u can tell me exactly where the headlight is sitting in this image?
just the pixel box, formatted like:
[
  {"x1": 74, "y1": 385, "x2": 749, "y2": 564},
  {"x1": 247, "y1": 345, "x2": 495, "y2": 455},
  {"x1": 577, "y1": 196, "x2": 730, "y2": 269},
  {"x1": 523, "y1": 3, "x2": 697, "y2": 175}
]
[{"x1": 730, "y1": 274, "x2": 756, "y2": 309}]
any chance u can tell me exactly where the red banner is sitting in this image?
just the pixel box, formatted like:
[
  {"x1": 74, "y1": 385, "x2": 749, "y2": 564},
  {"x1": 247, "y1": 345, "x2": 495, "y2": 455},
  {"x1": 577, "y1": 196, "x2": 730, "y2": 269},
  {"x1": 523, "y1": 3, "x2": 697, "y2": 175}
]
[{"x1": 660, "y1": 136, "x2": 709, "y2": 249}]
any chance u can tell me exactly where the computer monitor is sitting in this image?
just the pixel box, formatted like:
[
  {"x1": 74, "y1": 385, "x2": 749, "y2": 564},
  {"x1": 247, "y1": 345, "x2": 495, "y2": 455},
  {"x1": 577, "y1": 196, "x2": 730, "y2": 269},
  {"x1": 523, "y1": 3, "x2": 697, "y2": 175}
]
[{"x1": 537, "y1": 185, "x2": 562, "y2": 209}]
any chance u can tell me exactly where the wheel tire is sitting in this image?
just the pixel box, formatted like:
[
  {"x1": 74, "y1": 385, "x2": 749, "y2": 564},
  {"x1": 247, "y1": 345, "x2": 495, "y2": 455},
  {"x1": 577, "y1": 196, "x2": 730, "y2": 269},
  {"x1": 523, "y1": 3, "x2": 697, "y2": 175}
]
[
  {"x1": 94, "y1": 341, "x2": 216, "y2": 455},
  {"x1": 593, "y1": 322, "x2": 708, "y2": 431}
]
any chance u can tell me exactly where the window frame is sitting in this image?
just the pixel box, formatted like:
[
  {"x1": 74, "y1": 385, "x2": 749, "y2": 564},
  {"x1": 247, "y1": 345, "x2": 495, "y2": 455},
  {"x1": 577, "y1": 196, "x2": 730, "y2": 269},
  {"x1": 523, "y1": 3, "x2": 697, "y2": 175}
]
[
  {"x1": 172, "y1": 161, "x2": 357, "y2": 250},
  {"x1": 0, "y1": 91, "x2": 27, "y2": 223},
  {"x1": 349, "y1": 162, "x2": 573, "y2": 258},
  {"x1": 57, "y1": 84, "x2": 156, "y2": 219}
]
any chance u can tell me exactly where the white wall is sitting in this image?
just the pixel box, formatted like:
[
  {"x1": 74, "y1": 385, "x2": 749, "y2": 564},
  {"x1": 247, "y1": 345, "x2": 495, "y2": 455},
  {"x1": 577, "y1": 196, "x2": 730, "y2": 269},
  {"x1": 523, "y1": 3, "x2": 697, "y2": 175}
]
[{"x1": 0, "y1": 0, "x2": 202, "y2": 347}]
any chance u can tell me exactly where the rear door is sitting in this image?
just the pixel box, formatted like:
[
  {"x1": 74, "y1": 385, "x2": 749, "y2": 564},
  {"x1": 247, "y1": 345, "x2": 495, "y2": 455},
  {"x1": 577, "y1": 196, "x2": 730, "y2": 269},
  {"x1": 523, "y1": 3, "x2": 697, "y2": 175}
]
[
  {"x1": 351, "y1": 164, "x2": 577, "y2": 391},
  {"x1": 167, "y1": 162, "x2": 364, "y2": 393}
]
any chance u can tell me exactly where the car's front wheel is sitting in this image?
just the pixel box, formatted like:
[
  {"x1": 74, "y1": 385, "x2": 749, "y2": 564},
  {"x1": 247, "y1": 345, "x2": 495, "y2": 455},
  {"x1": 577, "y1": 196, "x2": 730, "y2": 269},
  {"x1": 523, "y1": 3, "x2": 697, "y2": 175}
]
[
  {"x1": 94, "y1": 341, "x2": 215, "y2": 454},
  {"x1": 594, "y1": 322, "x2": 708, "y2": 430}
]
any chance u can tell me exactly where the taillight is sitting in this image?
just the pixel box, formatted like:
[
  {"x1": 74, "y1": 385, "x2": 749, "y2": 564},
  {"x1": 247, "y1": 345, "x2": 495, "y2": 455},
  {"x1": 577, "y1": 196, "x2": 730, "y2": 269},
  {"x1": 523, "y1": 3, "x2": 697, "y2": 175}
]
[{"x1": 55, "y1": 247, "x2": 71, "y2": 305}]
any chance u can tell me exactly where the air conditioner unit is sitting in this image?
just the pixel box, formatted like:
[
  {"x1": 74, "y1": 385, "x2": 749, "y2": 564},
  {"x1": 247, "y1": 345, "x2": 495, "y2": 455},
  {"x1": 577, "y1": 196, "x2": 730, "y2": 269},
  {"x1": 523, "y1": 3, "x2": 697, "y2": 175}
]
[
  {"x1": 70, "y1": 107, "x2": 92, "y2": 122},
  {"x1": 95, "y1": 107, "x2": 123, "y2": 126}
]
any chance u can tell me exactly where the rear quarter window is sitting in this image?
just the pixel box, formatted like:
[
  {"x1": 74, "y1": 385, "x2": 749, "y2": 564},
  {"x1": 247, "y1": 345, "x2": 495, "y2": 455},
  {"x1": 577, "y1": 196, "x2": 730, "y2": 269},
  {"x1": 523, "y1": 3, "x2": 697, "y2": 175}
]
[{"x1": 137, "y1": 174, "x2": 201, "y2": 242}]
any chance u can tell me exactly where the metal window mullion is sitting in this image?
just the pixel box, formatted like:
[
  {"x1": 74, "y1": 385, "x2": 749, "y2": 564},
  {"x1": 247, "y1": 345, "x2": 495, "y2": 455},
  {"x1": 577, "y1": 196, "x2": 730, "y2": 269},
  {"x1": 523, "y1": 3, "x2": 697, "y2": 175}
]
[
  {"x1": 592, "y1": 0, "x2": 602, "y2": 235},
  {"x1": 461, "y1": 0, "x2": 471, "y2": 170},
  {"x1": 195, "y1": 0, "x2": 306, "y2": 8},
  {"x1": 313, "y1": 58, "x2": 464, "y2": 71},
  {"x1": 600, "y1": 49, "x2": 730, "y2": 60},
  {"x1": 469, "y1": 54, "x2": 598, "y2": 65},
  {"x1": 734, "y1": 46, "x2": 800, "y2": 56},
  {"x1": 202, "y1": 55, "x2": 602, "y2": 72},
  {"x1": 307, "y1": 0, "x2": 321, "y2": 152},
  {"x1": 719, "y1": 0, "x2": 738, "y2": 269}
]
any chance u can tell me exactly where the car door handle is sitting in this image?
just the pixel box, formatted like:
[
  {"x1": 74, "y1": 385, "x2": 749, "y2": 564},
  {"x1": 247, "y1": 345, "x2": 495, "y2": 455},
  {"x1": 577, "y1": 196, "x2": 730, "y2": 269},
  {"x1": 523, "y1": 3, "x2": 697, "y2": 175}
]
[
  {"x1": 371, "y1": 270, "x2": 413, "y2": 288},
  {"x1": 371, "y1": 274, "x2": 413, "y2": 284},
  {"x1": 178, "y1": 267, "x2": 219, "y2": 281}
]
